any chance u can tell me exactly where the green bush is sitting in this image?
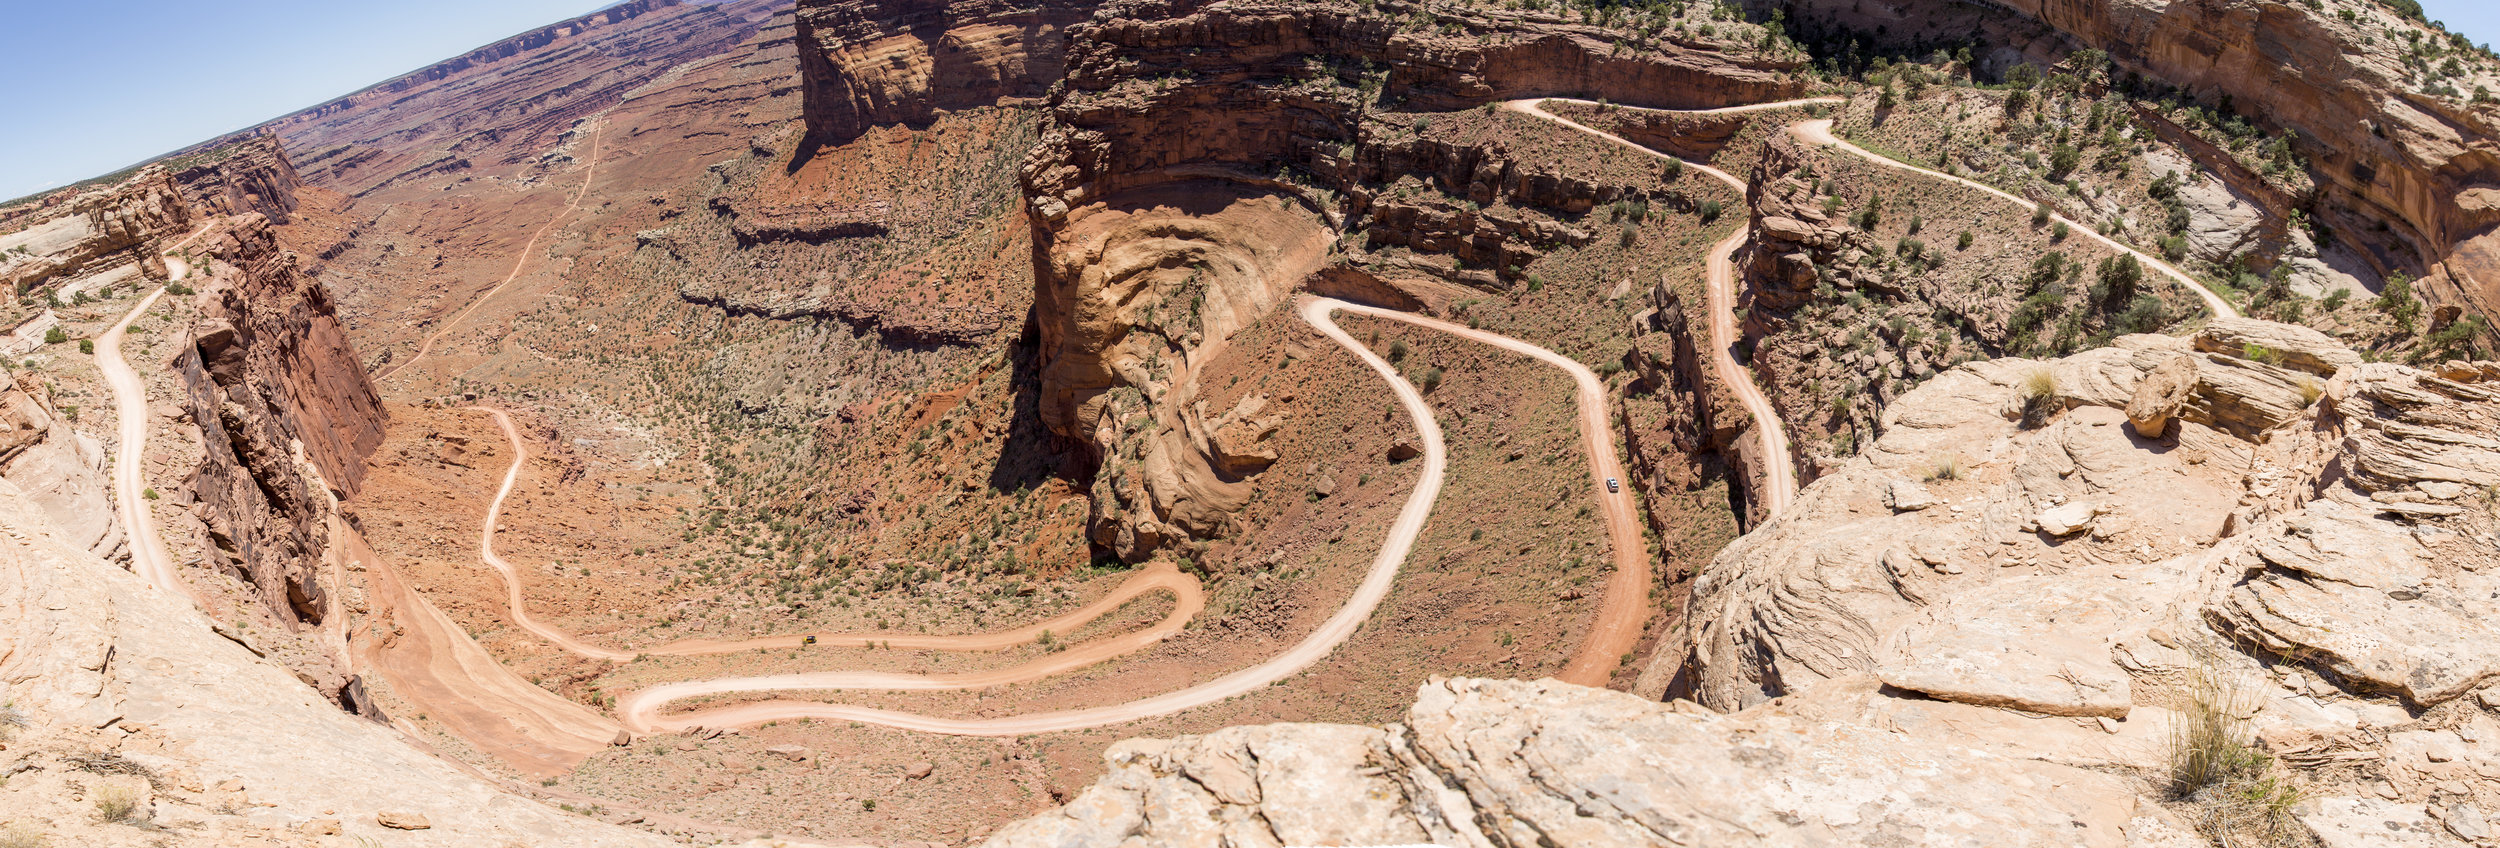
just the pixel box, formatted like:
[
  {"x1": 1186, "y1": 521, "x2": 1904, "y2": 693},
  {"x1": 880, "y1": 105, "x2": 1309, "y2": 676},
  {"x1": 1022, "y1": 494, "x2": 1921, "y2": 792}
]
[
  {"x1": 77, "y1": 339, "x2": 93, "y2": 355},
  {"x1": 43, "y1": 327, "x2": 67, "y2": 345}
]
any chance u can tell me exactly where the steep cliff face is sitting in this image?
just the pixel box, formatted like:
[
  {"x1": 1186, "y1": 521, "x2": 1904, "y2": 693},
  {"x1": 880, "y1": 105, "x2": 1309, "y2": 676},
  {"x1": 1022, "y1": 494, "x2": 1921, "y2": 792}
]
[
  {"x1": 793, "y1": 0, "x2": 1093, "y2": 144},
  {"x1": 1780, "y1": 0, "x2": 2500, "y2": 335},
  {"x1": 168, "y1": 134, "x2": 303, "y2": 224},
  {"x1": 174, "y1": 214, "x2": 387, "y2": 629}
]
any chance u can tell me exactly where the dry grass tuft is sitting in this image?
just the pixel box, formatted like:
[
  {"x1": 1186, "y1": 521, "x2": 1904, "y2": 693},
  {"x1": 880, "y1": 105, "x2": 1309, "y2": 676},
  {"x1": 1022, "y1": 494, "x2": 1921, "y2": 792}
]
[
  {"x1": 92, "y1": 783, "x2": 144, "y2": 825},
  {"x1": 2167, "y1": 653, "x2": 2311, "y2": 847},
  {"x1": 0, "y1": 824, "x2": 47, "y2": 848},
  {"x1": 1925, "y1": 452, "x2": 1966, "y2": 481},
  {"x1": 2018, "y1": 367, "x2": 2061, "y2": 428}
]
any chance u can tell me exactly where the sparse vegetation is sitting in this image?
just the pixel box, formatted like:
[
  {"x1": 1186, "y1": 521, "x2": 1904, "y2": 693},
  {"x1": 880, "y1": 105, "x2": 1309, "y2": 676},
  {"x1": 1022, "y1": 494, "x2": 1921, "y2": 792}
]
[
  {"x1": 93, "y1": 783, "x2": 144, "y2": 824},
  {"x1": 2018, "y1": 367, "x2": 2060, "y2": 428},
  {"x1": 1925, "y1": 452, "x2": 1966, "y2": 481},
  {"x1": 2167, "y1": 652, "x2": 2306, "y2": 846}
]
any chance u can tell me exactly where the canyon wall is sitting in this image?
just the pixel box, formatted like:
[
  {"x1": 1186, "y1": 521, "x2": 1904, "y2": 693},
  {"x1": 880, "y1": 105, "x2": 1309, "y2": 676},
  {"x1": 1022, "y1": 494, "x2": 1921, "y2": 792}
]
[
  {"x1": 793, "y1": 0, "x2": 1094, "y2": 144},
  {"x1": 174, "y1": 214, "x2": 387, "y2": 629},
  {"x1": 1778, "y1": 0, "x2": 2500, "y2": 332},
  {"x1": 0, "y1": 173, "x2": 186, "y2": 303},
  {"x1": 169, "y1": 134, "x2": 304, "y2": 224},
  {"x1": 250, "y1": 0, "x2": 781, "y2": 194},
  {"x1": 1010, "y1": 0, "x2": 1804, "y2": 558}
]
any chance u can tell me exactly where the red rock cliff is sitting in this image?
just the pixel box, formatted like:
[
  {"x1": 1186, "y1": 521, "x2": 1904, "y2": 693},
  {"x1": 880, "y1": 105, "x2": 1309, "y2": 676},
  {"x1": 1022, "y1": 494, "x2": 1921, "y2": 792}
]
[{"x1": 174, "y1": 214, "x2": 387, "y2": 628}]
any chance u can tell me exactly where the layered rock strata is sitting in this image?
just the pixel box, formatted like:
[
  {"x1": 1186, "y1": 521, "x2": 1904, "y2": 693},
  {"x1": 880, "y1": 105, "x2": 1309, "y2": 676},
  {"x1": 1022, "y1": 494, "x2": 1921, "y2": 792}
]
[
  {"x1": 173, "y1": 214, "x2": 387, "y2": 632},
  {"x1": 167, "y1": 134, "x2": 303, "y2": 225}
]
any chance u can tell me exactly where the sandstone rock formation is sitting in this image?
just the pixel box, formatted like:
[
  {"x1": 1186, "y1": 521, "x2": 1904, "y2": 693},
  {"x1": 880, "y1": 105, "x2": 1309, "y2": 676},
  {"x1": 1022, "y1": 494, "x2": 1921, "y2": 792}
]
[
  {"x1": 0, "y1": 478, "x2": 676, "y2": 847},
  {"x1": 173, "y1": 214, "x2": 386, "y2": 643},
  {"x1": 995, "y1": 321, "x2": 2500, "y2": 846},
  {"x1": 167, "y1": 133, "x2": 303, "y2": 224},
  {"x1": 985, "y1": 676, "x2": 2179, "y2": 846},
  {"x1": 794, "y1": 0, "x2": 1092, "y2": 145},
  {"x1": 995, "y1": 0, "x2": 1804, "y2": 557},
  {"x1": 0, "y1": 364, "x2": 121, "y2": 557},
  {"x1": 0, "y1": 172, "x2": 187, "y2": 308}
]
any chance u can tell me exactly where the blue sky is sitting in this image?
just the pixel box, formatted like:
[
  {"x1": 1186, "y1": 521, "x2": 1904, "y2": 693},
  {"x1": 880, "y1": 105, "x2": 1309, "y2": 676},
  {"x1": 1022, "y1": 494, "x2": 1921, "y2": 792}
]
[
  {"x1": 0, "y1": 0, "x2": 623, "y2": 201},
  {"x1": 2421, "y1": 0, "x2": 2500, "y2": 49},
  {"x1": 2, "y1": 0, "x2": 2496, "y2": 203}
]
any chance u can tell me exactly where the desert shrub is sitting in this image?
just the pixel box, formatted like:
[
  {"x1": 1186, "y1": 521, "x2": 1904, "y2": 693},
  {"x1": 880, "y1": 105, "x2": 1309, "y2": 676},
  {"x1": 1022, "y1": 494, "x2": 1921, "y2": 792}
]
[
  {"x1": 2321, "y1": 288, "x2": 2351, "y2": 311},
  {"x1": 1699, "y1": 199, "x2": 1722, "y2": 223},
  {"x1": 1419, "y1": 366, "x2": 1445, "y2": 391},
  {"x1": 2241, "y1": 343, "x2": 2284, "y2": 366},
  {"x1": 0, "y1": 824, "x2": 47, "y2": 848},
  {"x1": 1956, "y1": 230, "x2": 1974, "y2": 250},
  {"x1": 2116, "y1": 295, "x2": 2170, "y2": 334},
  {"x1": 42, "y1": 327, "x2": 66, "y2": 345},
  {"x1": 77, "y1": 339, "x2": 93, "y2": 355},
  {"x1": 2377, "y1": 272, "x2": 2421, "y2": 332},
  {"x1": 2296, "y1": 377, "x2": 2325, "y2": 408},
  {"x1": 94, "y1": 783, "x2": 143, "y2": 824},
  {"x1": 1387, "y1": 340, "x2": 1408, "y2": 362},
  {"x1": 2031, "y1": 205, "x2": 2052, "y2": 227}
]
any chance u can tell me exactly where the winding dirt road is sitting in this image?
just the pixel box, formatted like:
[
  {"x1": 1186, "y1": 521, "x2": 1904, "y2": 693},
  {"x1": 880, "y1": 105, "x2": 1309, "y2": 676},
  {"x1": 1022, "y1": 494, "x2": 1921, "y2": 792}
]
[
  {"x1": 1789, "y1": 119, "x2": 2239, "y2": 320},
  {"x1": 379, "y1": 123, "x2": 606, "y2": 382},
  {"x1": 602, "y1": 297, "x2": 1448, "y2": 735},
  {"x1": 1505, "y1": 97, "x2": 1812, "y2": 520},
  {"x1": 1326, "y1": 304, "x2": 1650, "y2": 685},
  {"x1": 99, "y1": 244, "x2": 209, "y2": 597}
]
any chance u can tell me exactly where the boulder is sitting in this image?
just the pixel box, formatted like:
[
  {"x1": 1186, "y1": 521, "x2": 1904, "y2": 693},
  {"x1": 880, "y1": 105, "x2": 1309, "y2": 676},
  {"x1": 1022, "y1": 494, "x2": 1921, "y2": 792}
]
[
  {"x1": 904, "y1": 761, "x2": 935, "y2": 780},
  {"x1": 2036, "y1": 501, "x2": 2106, "y2": 536},
  {"x1": 766, "y1": 744, "x2": 811, "y2": 762},
  {"x1": 2124, "y1": 353, "x2": 2197, "y2": 438},
  {"x1": 1885, "y1": 480, "x2": 1938, "y2": 511}
]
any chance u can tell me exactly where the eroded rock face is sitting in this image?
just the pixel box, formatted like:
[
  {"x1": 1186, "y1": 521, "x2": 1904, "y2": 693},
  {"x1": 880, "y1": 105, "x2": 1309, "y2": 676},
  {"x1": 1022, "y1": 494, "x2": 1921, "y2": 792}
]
[
  {"x1": 794, "y1": 0, "x2": 1093, "y2": 144},
  {"x1": 174, "y1": 214, "x2": 386, "y2": 633},
  {"x1": 168, "y1": 134, "x2": 303, "y2": 224},
  {"x1": 0, "y1": 172, "x2": 188, "y2": 303},
  {"x1": 0, "y1": 367, "x2": 121, "y2": 558},
  {"x1": 985, "y1": 677, "x2": 2167, "y2": 847},
  {"x1": 1667, "y1": 317, "x2": 2500, "y2": 721},
  {"x1": 1016, "y1": 0, "x2": 1802, "y2": 558}
]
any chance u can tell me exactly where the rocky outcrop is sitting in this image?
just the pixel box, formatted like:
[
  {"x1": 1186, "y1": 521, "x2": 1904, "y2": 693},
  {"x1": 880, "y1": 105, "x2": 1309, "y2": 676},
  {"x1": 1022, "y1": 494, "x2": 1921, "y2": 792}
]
[
  {"x1": 167, "y1": 134, "x2": 303, "y2": 224},
  {"x1": 0, "y1": 478, "x2": 675, "y2": 847},
  {"x1": 996, "y1": 324, "x2": 2500, "y2": 846},
  {"x1": 985, "y1": 676, "x2": 2178, "y2": 846},
  {"x1": 0, "y1": 172, "x2": 187, "y2": 303},
  {"x1": 1016, "y1": 0, "x2": 1803, "y2": 558},
  {"x1": 793, "y1": 0, "x2": 1094, "y2": 144},
  {"x1": 0, "y1": 365, "x2": 120, "y2": 557},
  {"x1": 1784, "y1": 0, "x2": 2500, "y2": 336},
  {"x1": 173, "y1": 214, "x2": 386, "y2": 631}
]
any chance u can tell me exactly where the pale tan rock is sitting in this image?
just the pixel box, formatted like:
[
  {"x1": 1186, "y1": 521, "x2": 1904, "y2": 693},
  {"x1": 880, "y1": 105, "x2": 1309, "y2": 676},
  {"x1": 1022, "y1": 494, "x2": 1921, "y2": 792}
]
[
  {"x1": 1876, "y1": 575, "x2": 2143, "y2": 718},
  {"x1": 985, "y1": 678, "x2": 2154, "y2": 847},
  {"x1": 2298, "y1": 797, "x2": 2471, "y2": 847},
  {"x1": 904, "y1": 761, "x2": 934, "y2": 780},
  {"x1": 2124, "y1": 353, "x2": 2197, "y2": 438},
  {"x1": 2195, "y1": 317, "x2": 2363, "y2": 377},
  {"x1": 1884, "y1": 479, "x2": 1937, "y2": 511},
  {"x1": 2037, "y1": 501, "x2": 2106, "y2": 536},
  {"x1": 377, "y1": 811, "x2": 432, "y2": 830}
]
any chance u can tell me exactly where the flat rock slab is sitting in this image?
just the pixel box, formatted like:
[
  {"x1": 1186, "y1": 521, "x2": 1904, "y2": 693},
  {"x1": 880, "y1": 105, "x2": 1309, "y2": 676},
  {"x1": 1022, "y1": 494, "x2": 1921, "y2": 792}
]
[
  {"x1": 2298, "y1": 797, "x2": 2472, "y2": 847},
  {"x1": 1877, "y1": 575, "x2": 2149, "y2": 718}
]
